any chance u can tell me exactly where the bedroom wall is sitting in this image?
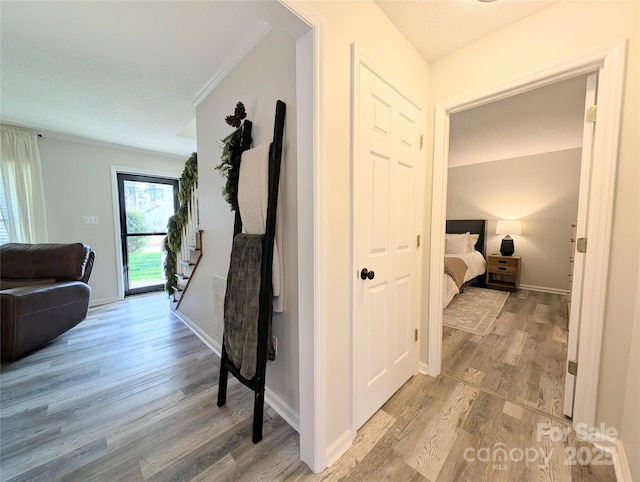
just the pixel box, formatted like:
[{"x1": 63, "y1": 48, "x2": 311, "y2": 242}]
[
  {"x1": 38, "y1": 137, "x2": 185, "y2": 305},
  {"x1": 425, "y1": 0, "x2": 639, "y2": 467},
  {"x1": 447, "y1": 148, "x2": 581, "y2": 292},
  {"x1": 183, "y1": 28, "x2": 300, "y2": 420}
]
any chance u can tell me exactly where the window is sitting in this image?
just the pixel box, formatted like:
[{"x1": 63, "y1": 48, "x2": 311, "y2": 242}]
[{"x1": 0, "y1": 125, "x2": 47, "y2": 243}]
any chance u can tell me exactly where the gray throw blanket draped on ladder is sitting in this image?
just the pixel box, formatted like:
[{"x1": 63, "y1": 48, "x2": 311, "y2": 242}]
[{"x1": 224, "y1": 233, "x2": 274, "y2": 380}]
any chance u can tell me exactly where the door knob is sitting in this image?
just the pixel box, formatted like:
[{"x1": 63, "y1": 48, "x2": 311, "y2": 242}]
[{"x1": 360, "y1": 268, "x2": 375, "y2": 280}]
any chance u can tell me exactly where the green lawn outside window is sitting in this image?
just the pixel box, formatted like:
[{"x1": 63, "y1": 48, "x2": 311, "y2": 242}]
[{"x1": 129, "y1": 251, "x2": 163, "y2": 282}]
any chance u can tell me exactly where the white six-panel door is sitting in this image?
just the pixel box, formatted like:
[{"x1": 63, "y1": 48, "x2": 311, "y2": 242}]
[
  {"x1": 563, "y1": 72, "x2": 598, "y2": 418},
  {"x1": 354, "y1": 57, "x2": 423, "y2": 429}
]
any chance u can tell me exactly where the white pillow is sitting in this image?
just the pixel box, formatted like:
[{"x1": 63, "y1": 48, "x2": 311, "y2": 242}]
[
  {"x1": 445, "y1": 231, "x2": 469, "y2": 240},
  {"x1": 467, "y1": 233, "x2": 479, "y2": 252},
  {"x1": 445, "y1": 234, "x2": 468, "y2": 254}
]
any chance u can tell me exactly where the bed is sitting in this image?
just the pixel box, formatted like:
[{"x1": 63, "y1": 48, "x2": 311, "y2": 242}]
[{"x1": 443, "y1": 219, "x2": 487, "y2": 308}]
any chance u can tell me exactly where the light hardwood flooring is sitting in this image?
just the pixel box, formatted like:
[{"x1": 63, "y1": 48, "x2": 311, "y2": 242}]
[
  {"x1": 1, "y1": 293, "x2": 615, "y2": 481},
  {"x1": 442, "y1": 289, "x2": 569, "y2": 421},
  {"x1": 290, "y1": 375, "x2": 615, "y2": 482}
]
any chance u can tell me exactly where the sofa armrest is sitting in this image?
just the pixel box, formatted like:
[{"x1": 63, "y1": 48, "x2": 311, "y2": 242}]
[{"x1": 81, "y1": 249, "x2": 95, "y2": 284}]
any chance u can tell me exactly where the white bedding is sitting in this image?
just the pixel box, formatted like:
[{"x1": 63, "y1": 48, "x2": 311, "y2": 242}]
[{"x1": 442, "y1": 251, "x2": 487, "y2": 308}]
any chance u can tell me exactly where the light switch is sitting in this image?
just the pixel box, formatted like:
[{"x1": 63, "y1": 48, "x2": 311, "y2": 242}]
[{"x1": 83, "y1": 216, "x2": 99, "y2": 225}]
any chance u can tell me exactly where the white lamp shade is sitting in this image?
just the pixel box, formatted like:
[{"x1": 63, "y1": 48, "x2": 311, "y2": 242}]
[{"x1": 496, "y1": 220, "x2": 522, "y2": 235}]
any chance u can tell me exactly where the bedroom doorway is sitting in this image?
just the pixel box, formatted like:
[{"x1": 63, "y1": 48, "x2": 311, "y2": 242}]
[
  {"x1": 439, "y1": 73, "x2": 594, "y2": 422},
  {"x1": 427, "y1": 41, "x2": 625, "y2": 429}
]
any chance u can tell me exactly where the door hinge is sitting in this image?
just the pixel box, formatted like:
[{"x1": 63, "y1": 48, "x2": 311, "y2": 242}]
[
  {"x1": 585, "y1": 105, "x2": 597, "y2": 123},
  {"x1": 576, "y1": 238, "x2": 587, "y2": 253},
  {"x1": 417, "y1": 234, "x2": 421, "y2": 248},
  {"x1": 568, "y1": 360, "x2": 578, "y2": 376},
  {"x1": 414, "y1": 329, "x2": 419, "y2": 341},
  {"x1": 419, "y1": 134, "x2": 424, "y2": 151}
]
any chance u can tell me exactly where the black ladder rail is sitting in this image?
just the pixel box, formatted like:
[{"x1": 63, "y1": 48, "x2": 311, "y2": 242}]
[{"x1": 217, "y1": 100, "x2": 286, "y2": 444}]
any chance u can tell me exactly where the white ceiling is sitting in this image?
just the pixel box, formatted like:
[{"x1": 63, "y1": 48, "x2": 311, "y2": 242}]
[
  {"x1": 449, "y1": 74, "x2": 589, "y2": 168},
  {"x1": 0, "y1": 1, "x2": 281, "y2": 157},
  {"x1": 375, "y1": 0, "x2": 559, "y2": 62},
  {"x1": 1, "y1": 0, "x2": 560, "y2": 158}
]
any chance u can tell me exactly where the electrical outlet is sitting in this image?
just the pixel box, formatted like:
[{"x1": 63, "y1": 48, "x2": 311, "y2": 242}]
[
  {"x1": 83, "y1": 216, "x2": 99, "y2": 225},
  {"x1": 272, "y1": 336, "x2": 278, "y2": 357}
]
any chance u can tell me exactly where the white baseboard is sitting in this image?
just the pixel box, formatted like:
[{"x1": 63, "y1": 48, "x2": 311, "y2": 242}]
[
  {"x1": 265, "y1": 386, "x2": 300, "y2": 433},
  {"x1": 172, "y1": 308, "x2": 300, "y2": 433},
  {"x1": 592, "y1": 431, "x2": 632, "y2": 482},
  {"x1": 520, "y1": 284, "x2": 570, "y2": 296},
  {"x1": 172, "y1": 309, "x2": 222, "y2": 355},
  {"x1": 325, "y1": 429, "x2": 354, "y2": 467},
  {"x1": 419, "y1": 362, "x2": 429, "y2": 375},
  {"x1": 89, "y1": 296, "x2": 120, "y2": 307}
]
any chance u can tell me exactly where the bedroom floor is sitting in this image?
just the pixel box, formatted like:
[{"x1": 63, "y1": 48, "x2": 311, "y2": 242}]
[{"x1": 442, "y1": 289, "x2": 569, "y2": 421}]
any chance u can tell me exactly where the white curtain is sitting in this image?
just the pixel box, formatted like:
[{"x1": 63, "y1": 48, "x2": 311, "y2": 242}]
[{"x1": 0, "y1": 125, "x2": 48, "y2": 243}]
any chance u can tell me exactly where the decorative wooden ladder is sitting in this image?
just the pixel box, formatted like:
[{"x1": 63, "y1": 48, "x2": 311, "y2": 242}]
[
  {"x1": 217, "y1": 100, "x2": 286, "y2": 444},
  {"x1": 171, "y1": 182, "x2": 202, "y2": 310}
]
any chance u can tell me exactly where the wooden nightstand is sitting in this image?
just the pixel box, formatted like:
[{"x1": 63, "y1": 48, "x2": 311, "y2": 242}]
[{"x1": 486, "y1": 255, "x2": 521, "y2": 292}]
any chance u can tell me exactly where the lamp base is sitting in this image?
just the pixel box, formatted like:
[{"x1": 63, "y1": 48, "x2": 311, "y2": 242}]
[{"x1": 500, "y1": 237, "x2": 515, "y2": 256}]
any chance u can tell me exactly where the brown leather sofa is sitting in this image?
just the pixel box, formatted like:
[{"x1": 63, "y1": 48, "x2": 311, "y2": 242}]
[{"x1": 1, "y1": 243, "x2": 95, "y2": 361}]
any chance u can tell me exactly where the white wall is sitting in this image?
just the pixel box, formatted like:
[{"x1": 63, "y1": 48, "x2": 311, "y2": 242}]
[
  {"x1": 447, "y1": 149, "x2": 581, "y2": 292},
  {"x1": 621, "y1": 258, "x2": 640, "y2": 477},
  {"x1": 38, "y1": 137, "x2": 185, "y2": 305},
  {"x1": 425, "y1": 2, "x2": 639, "y2": 471},
  {"x1": 306, "y1": 0, "x2": 430, "y2": 462},
  {"x1": 183, "y1": 28, "x2": 299, "y2": 416}
]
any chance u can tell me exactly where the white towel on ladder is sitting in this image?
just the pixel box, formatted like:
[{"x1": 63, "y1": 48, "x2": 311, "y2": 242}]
[{"x1": 237, "y1": 141, "x2": 284, "y2": 312}]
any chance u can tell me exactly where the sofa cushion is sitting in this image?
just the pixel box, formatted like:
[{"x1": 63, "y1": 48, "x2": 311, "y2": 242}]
[
  {"x1": 1, "y1": 282, "x2": 91, "y2": 361},
  {"x1": 0, "y1": 243, "x2": 90, "y2": 281}
]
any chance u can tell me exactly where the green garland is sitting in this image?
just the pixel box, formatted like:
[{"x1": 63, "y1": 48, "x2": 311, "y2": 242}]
[
  {"x1": 163, "y1": 152, "x2": 198, "y2": 295},
  {"x1": 215, "y1": 101, "x2": 248, "y2": 212},
  {"x1": 215, "y1": 127, "x2": 243, "y2": 211}
]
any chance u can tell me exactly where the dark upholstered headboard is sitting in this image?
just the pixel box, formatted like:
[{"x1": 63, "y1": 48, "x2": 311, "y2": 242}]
[{"x1": 446, "y1": 219, "x2": 487, "y2": 258}]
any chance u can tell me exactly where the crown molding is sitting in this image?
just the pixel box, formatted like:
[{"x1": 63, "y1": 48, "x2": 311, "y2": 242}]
[
  {"x1": 38, "y1": 129, "x2": 188, "y2": 160},
  {"x1": 190, "y1": 19, "x2": 272, "y2": 107}
]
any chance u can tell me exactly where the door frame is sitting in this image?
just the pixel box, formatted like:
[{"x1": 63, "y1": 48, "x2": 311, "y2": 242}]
[
  {"x1": 427, "y1": 40, "x2": 626, "y2": 428},
  {"x1": 116, "y1": 172, "x2": 179, "y2": 296},
  {"x1": 110, "y1": 166, "x2": 182, "y2": 300},
  {"x1": 351, "y1": 43, "x2": 425, "y2": 432}
]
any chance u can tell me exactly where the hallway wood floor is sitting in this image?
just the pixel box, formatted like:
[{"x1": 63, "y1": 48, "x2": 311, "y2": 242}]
[
  {"x1": 1, "y1": 293, "x2": 615, "y2": 481},
  {"x1": 442, "y1": 289, "x2": 569, "y2": 420}
]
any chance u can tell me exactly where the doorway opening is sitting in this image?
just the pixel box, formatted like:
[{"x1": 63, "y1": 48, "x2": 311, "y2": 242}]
[
  {"x1": 440, "y1": 74, "x2": 590, "y2": 422},
  {"x1": 116, "y1": 172, "x2": 179, "y2": 296},
  {"x1": 427, "y1": 40, "x2": 625, "y2": 429}
]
